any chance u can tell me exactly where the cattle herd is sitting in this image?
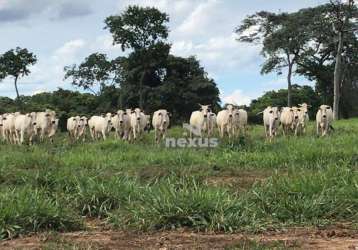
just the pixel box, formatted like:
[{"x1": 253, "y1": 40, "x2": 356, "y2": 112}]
[{"x1": 0, "y1": 103, "x2": 333, "y2": 145}]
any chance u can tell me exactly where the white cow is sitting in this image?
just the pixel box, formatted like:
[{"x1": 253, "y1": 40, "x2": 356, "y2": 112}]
[
  {"x1": 152, "y1": 109, "x2": 170, "y2": 143},
  {"x1": 112, "y1": 110, "x2": 131, "y2": 141},
  {"x1": 316, "y1": 105, "x2": 333, "y2": 137},
  {"x1": 234, "y1": 109, "x2": 248, "y2": 137},
  {"x1": 298, "y1": 103, "x2": 310, "y2": 134},
  {"x1": 130, "y1": 108, "x2": 146, "y2": 140},
  {"x1": 291, "y1": 107, "x2": 303, "y2": 136},
  {"x1": 67, "y1": 116, "x2": 81, "y2": 141},
  {"x1": 34, "y1": 110, "x2": 57, "y2": 142},
  {"x1": 48, "y1": 118, "x2": 59, "y2": 143},
  {"x1": 216, "y1": 105, "x2": 236, "y2": 138},
  {"x1": 263, "y1": 106, "x2": 280, "y2": 140},
  {"x1": 88, "y1": 115, "x2": 112, "y2": 140},
  {"x1": 67, "y1": 116, "x2": 87, "y2": 142},
  {"x1": 217, "y1": 110, "x2": 234, "y2": 138},
  {"x1": 14, "y1": 112, "x2": 37, "y2": 145},
  {"x1": 144, "y1": 114, "x2": 151, "y2": 133},
  {"x1": 0, "y1": 114, "x2": 7, "y2": 141},
  {"x1": 208, "y1": 112, "x2": 217, "y2": 136},
  {"x1": 280, "y1": 107, "x2": 294, "y2": 136},
  {"x1": 77, "y1": 116, "x2": 88, "y2": 141},
  {"x1": 189, "y1": 105, "x2": 211, "y2": 137},
  {"x1": 3, "y1": 113, "x2": 17, "y2": 144}
]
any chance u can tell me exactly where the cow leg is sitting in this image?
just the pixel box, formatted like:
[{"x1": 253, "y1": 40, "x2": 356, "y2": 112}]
[
  {"x1": 102, "y1": 130, "x2": 106, "y2": 140},
  {"x1": 20, "y1": 130, "x2": 25, "y2": 145}
]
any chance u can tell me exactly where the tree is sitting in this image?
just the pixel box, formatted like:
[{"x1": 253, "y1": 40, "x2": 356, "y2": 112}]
[
  {"x1": 293, "y1": 3, "x2": 358, "y2": 117},
  {"x1": 249, "y1": 85, "x2": 320, "y2": 123},
  {"x1": 105, "y1": 5, "x2": 170, "y2": 109},
  {"x1": 160, "y1": 55, "x2": 221, "y2": 122},
  {"x1": 64, "y1": 53, "x2": 117, "y2": 95},
  {"x1": 329, "y1": 0, "x2": 357, "y2": 119},
  {"x1": 0, "y1": 47, "x2": 37, "y2": 100},
  {"x1": 236, "y1": 11, "x2": 311, "y2": 107}
]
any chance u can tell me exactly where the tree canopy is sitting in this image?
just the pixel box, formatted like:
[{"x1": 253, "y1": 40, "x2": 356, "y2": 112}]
[{"x1": 0, "y1": 47, "x2": 37, "y2": 100}]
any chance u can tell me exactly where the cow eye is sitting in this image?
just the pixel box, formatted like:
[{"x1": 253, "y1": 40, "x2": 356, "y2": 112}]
[
  {"x1": 290, "y1": 109, "x2": 293, "y2": 112},
  {"x1": 298, "y1": 109, "x2": 301, "y2": 112},
  {"x1": 45, "y1": 114, "x2": 50, "y2": 117},
  {"x1": 123, "y1": 112, "x2": 127, "y2": 115},
  {"x1": 326, "y1": 107, "x2": 330, "y2": 109},
  {"x1": 269, "y1": 110, "x2": 273, "y2": 114},
  {"x1": 158, "y1": 113, "x2": 162, "y2": 116}
]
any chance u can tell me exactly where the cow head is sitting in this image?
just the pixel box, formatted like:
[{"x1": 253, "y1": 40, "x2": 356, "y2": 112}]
[
  {"x1": 319, "y1": 105, "x2": 331, "y2": 119},
  {"x1": 0, "y1": 115, "x2": 4, "y2": 127},
  {"x1": 291, "y1": 107, "x2": 301, "y2": 120},
  {"x1": 29, "y1": 112, "x2": 37, "y2": 126},
  {"x1": 117, "y1": 110, "x2": 127, "y2": 125},
  {"x1": 269, "y1": 107, "x2": 280, "y2": 121},
  {"x1": 199, "y1": 104, "x2": 211, "y2": 119},
  {"x1": 133, "y1": 108, "x2": 142, "y2": 121}
]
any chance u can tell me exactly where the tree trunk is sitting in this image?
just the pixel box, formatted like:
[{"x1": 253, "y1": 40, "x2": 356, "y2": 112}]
[
  {"x1": 14, "y1": 75, "x2": 20, "y2": 100},
  {"x1": 333, "y1": 31, "x2": 343, "y2": 120},
  {"x1": 139, "y1": 70, "x2": 146, "y2": 110},
  {"x1": 287, "y1": 62, "x2": 293, "y2": 107}
]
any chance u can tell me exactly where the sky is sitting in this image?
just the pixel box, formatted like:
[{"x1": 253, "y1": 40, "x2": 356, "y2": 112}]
[{"x1": 0, "y1": 0, "x2": 329, "y2": 105}]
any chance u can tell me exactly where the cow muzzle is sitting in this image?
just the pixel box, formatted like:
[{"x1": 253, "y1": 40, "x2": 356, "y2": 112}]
[
  {"x1": 323, "y1": 115, "x2": 326, "y2": 118},
  {"x1": 203, "y1": 115, "x2": 207, "y2": 118},
  {"x1": 137, "y1": 117, "x2": 140, "y2": 121},
  {"x1": 119, "y1": 121, "x2": 123, "y2": 124},
  {"x1": 295, "y1": 116, "x2": 298, "y2": 119}
]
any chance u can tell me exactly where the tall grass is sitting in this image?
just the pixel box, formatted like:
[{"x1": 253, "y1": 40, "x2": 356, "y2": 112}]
[{"x1": 0, "y1": 118, "x2": 357, "y2": 238}]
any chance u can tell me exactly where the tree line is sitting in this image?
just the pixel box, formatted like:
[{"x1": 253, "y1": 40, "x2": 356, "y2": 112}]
[{"x1": 0, "y1": 1, "x2": 357, "y2": 128}]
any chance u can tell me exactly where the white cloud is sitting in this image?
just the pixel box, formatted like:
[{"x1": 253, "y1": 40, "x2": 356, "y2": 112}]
[
  {"x1": 222, "y1": 89, "x2": 253, "y2": 106},
  {"x1": 171, "y1": 33, "x2": 261, "y2": 74},
  {"x1": 176, "y1": 0, "x2": 219, "y2": 36},
  {"x1": 53, "y1": 39, "x2": 86, "y2": 63}
]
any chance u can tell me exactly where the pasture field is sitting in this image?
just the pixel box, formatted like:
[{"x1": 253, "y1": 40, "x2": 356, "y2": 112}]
[{"x1": 0, "y1": 118, "x2": 358, "y2": 249}]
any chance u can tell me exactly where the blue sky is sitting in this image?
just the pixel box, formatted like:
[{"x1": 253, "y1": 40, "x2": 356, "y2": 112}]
[{"x1": 0, "y1": 0, "x2": 329, "y2": 105}]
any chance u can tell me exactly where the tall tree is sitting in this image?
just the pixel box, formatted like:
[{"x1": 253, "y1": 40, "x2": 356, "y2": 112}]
[
  {"x1": 329, "y1": 0, "x2": 357, "y2": 119},
  {"x1": 0, "y1": 47, "x2": 37, "y2": 100},
  {"x1": 64, "y1": 53, "x2": 117, "y2": 95},
  {"x1": 105, "y1": 5, "x2": 170, "y2": 109},
  {"x1": 236, "y1": 11, "x2": 311, "y2": 107}
]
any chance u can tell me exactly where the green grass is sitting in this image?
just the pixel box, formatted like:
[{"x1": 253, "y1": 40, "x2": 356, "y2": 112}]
[{"x1": 0, "y1": 118, "x2": 357, "y2": 239}]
